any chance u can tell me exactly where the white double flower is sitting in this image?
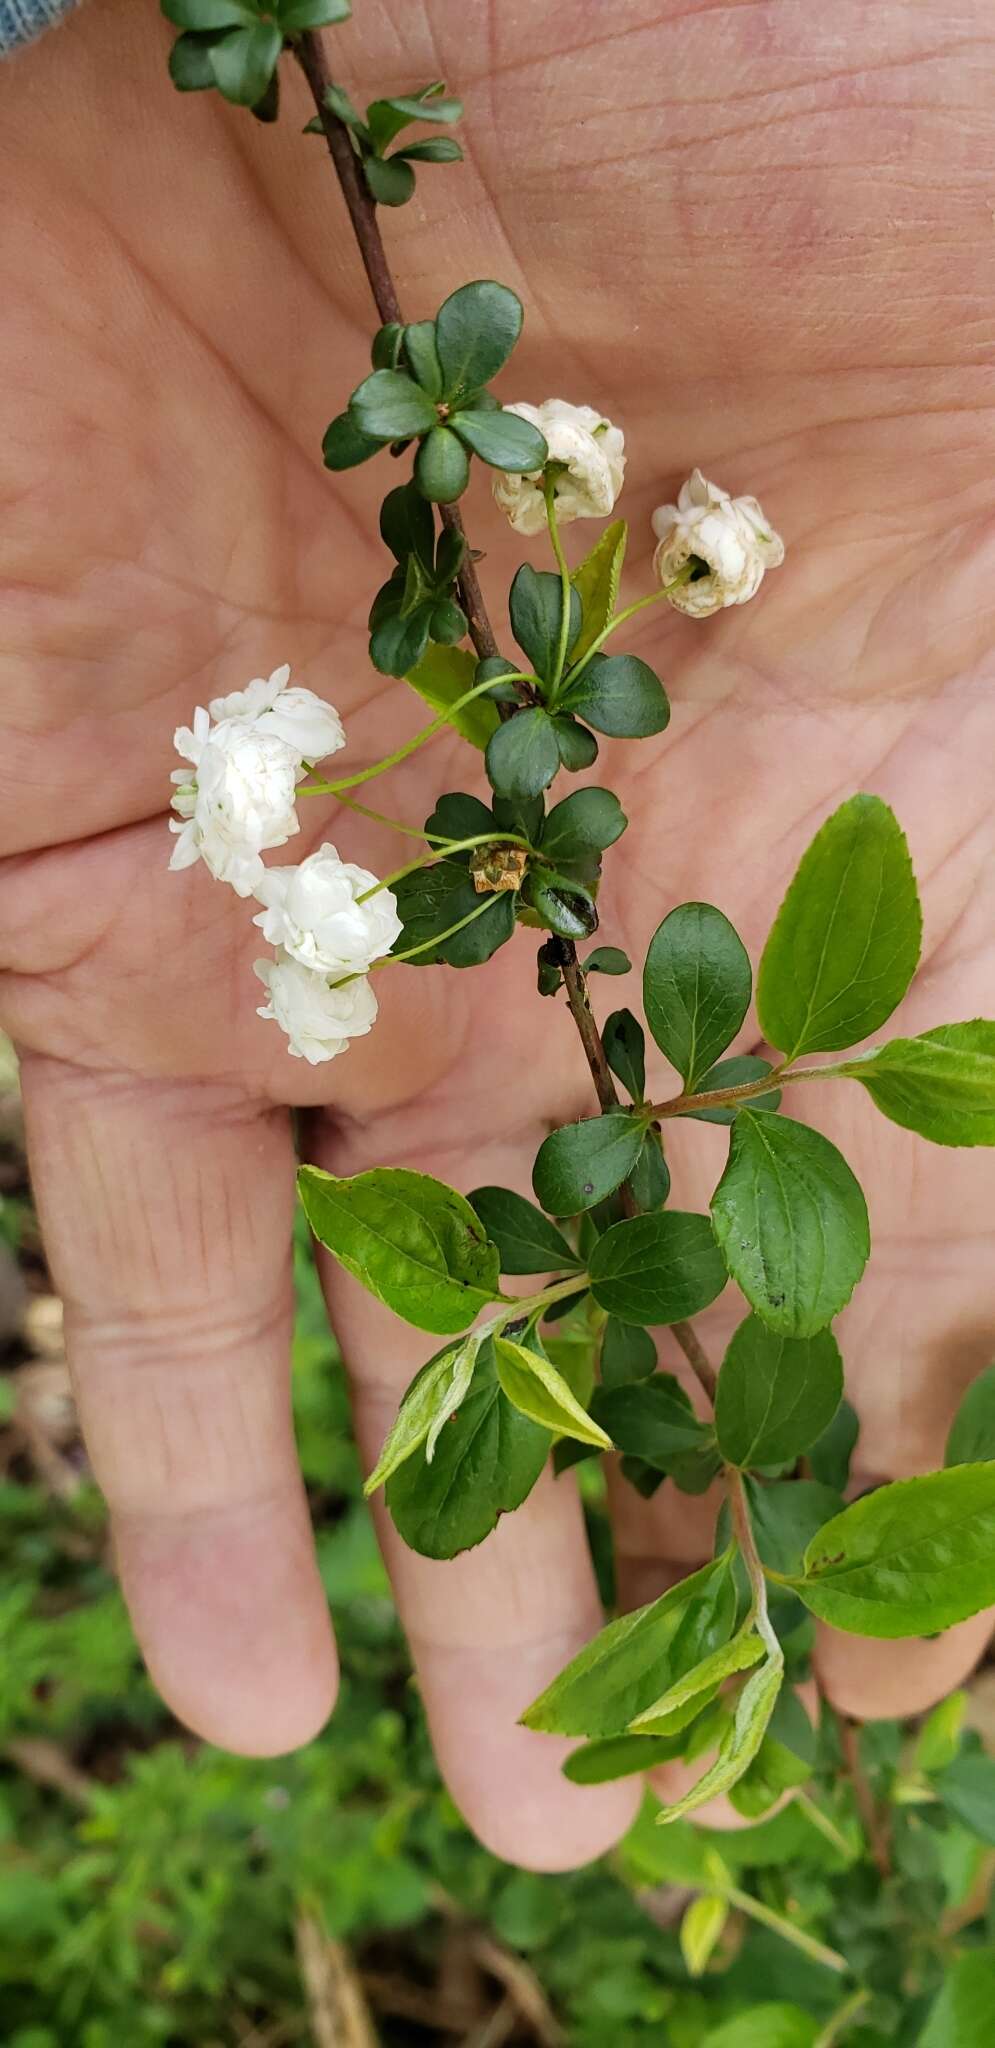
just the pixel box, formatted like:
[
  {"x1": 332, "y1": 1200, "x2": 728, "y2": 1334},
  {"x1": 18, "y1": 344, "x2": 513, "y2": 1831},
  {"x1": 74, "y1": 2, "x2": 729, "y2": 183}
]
[
  {"x1": 651, "y1": 470, "x2": 784, "y2": 617},
  {"x1": 252, "y1": 843, "x2": 402, "y2": 977},
  {"x1": 492, "y1": 398, "x2": 625, "y2": 537},
  {"x1": 254, "y1": 952, "x2": 380, "y2": 1066}
]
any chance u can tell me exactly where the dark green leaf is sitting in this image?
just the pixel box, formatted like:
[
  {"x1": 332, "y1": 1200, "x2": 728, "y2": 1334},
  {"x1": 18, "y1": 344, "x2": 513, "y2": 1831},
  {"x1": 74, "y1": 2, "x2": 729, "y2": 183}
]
[
  {"x1": 585, "y1": 946, "x2": 631, "y2": 975},
  {"x1": 533, "y1": 1111, "x2": 646, "y2": 1216},
  {"x1": 644, "y1": 903, "x2": 752, "y2": 1091},
  {"x1": 562, "y1": 1733, "x2": 687, "y2": 1784},
  {"x1": 414, "y1": 425, "x2": 470, "y2": 502},
  {"x1": 298, "y1": 1164, "x2": 501, "y2": 1335},
  {"x1": 842, "y1": 1021, "x2": 995, "y2": 1146},
  {"x1": 208, "y1": 22, "x2": 282, "y2": 105},
  {"x1": 686, "y1": 1055, "x2": 782, "y2": 1126},
  {"x1": 522, "y1": 1557, "x2": 735, "y2": 1737},
  {"x1": 748, "y1": 1479, "x2": 844, "y2": 1576},
  {"x1": 400, "y1": 321, "x2": 443, "y2": 397},
  {"x1": 423, "y1": 790, "x2": 494, "y2": 843},
  {"x1": 495, "y1": 1337, "x2": 611, "y2": 1450},
  {"x1": 386, "y1": 1340, "x2": 550, "y2": 1558},
  {"x1": 589, "y1": 1211, "x2": 728, "y2": 1327},
  {"x1": 552, "y1": 715, "x2": 598, "y2": 771},
  {"x1": 561, "y1": 652, "x2": 670, "y2": 737},
  {"x1": 592, "y1": 1375, "x2": 713, "y2": 1471},
  {"x1": 451, "y1": 407, "x2": 548, "y2": 473},
  {"x1": 368, "y1": 601, "x2": 431, "y2": 679},
  {"x1": 602, "y1": 1010, "x2": 645, "y2": 1101},
  {"x1": 393, "y1": 136, "x2": 464, "y2": 164},
  {"x1": 919, "y1": 1952, "x2": 995, "y2": 2048},
  {"x1": 485, "y1": 707, "x2": 560, "y2": 801},
  {"x1": 468, "y1": 1187, "x2": 579, "y2": 1276},
  {"x1": 509, "y1": 564, "x2": 581, "y2": 684},
  {"x1": 756, "y1": 793, "x2": 922, "y2": 1059},
  {"x1": 433, "y1": 279, "x2": 524, "y2": 402},
  {"x1": 794, "y1": 1463, "x2": 995, "y2": 1635},
  {"x1": 429, "y1": 597, "x2": 467, "y2": 644},
  {"x1": 620, "y1": 1455, "x2": 666, "y2": 1499},
  {"x1": 278, "y1": 0, "x2": 350, "y2": 24},
  {"x1": 168, "y1": 30, "x2": 219, "y2": 90},
  {"x1": 710, "y1": 1110, "x2": 869, "y2": 1337},
  {"x1": 600, "y1": 1317, "x2": 656, "y2": 1389},
  {"x1": 249, "y1": 68, "x2": 279, "y2": 121},
  {"x1": 715, "y1": 1316, "x2": 844, "y2": 1469},
  {"x1": 322, "y1": 409, "x2": 384, "y2": 470},
  {"x1": 162, "y1": 0, "x2": 255, "y2": 26},
  {"x1": 569, "y1": 519, "x2": 627, "y2": 662},
  {"x1": 371, "y1": 322, "x2": 405, "y2": 369},
  {"x1": 393, "y1": 859, "x2": 514, "y2": 967},
  {"x1": 540, "y1": 788, "x2": 627, "y2": 863},
  {"x1": 365, "y1": 89, "x2": 462, "y2": 154},
  {"x1": 946, "y1": 1363, "x2": 995, "y2": 1466},
  {"x1": 934, "y1": 1754, "x2": 995, "y2": 1845},
  {"x1": 379, "y1": 479, "x2": 434, "y2": 565},
  {"x1": 350, "y1": 368, "x2": 436, "y2": 440},
  {"x1": 363, "y1": 154, "x2": 416, "y2": 206},
  {"x1": 670, "y1": 1443, "x2": 723, "y2": 1495},
  {"x1": 807, "y1": 1397, "x2": 860, "y2": 1492},
  {"x1": 405, "y1": 645, "x2": 498, "y2": 750},
  {"x1": 322, "y1": 80, "x2": 363, "y2": 128}
]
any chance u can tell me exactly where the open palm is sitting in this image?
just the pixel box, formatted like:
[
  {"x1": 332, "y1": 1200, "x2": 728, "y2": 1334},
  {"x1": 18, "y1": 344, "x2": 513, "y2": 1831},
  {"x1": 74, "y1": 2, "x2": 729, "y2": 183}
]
[{"x1": 2, "y1": 0, "x2": 993, "y2": 1868}]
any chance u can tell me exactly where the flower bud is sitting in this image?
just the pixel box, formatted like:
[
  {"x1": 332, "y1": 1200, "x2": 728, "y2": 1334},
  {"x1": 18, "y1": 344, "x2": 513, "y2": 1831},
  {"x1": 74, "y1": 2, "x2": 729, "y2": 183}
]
[
  {"x1": 252, "y1": 844, "x2": 402, "y2": 976},
  {"x1": 254, "y1": 953, "x2": 378, "y2": 1064},
  {"x1": 492, "y1": 400, "x2": 625, "y2": 537},
  {"x1": 651, "y1": 470, "x2": 784, "y2": 617}
]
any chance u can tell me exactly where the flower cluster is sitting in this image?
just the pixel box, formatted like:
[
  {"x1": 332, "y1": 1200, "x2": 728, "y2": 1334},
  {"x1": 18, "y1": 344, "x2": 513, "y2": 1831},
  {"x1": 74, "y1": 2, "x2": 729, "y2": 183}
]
[
  {"x1": 651, "y1": 469, "x2": 785, "y2": 616},
  {"x1": 169, "y1": 665, "x2": 400, "y2": 1064}
]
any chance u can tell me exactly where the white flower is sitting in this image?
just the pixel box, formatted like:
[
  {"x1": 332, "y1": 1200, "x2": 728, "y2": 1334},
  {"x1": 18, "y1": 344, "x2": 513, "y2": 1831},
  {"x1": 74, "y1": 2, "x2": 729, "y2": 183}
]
[
  {"x1": 492, "y1": 400, "x2": 625, "y2": 537},
  {"x1": 651, "y1": 470, "x2": 784, "y2": 617},
  {"x1": 209, "y1": 664, "x2": 346, "y2": 765},
  {"x1": 252, "y1": 843, "x2": 402, "y2": 975},
  {"x1": 254, "y1": 952, "x2": 378, "y2": 1064},
  {"x1": 169, "y1": 717, "x2": 301, "y2": 897}
]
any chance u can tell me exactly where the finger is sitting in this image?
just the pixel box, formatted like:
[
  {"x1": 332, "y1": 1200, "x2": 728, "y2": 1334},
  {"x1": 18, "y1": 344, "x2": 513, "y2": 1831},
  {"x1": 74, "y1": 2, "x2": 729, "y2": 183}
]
[
  {"x1": 19, "y1": 1054, "x2": 337, "y2": 1755},
  {"x1": 311, "y1": 1123, "x2": 641, "y2": 1873}
]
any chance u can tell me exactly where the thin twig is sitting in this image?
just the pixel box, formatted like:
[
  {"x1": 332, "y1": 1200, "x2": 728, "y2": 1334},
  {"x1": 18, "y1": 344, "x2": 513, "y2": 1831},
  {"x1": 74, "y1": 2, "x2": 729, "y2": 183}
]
[
  {"x1": 295, "y1": 1912, "x2": 379, "y2": 2048},
  {"x1": 841, "y1": 1720, "x2": 891, "y2": 1878}
]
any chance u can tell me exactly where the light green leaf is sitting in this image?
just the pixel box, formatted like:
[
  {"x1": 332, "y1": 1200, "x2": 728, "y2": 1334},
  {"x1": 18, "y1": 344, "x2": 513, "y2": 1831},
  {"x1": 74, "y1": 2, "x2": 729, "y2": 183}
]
[
  {"x1": 494, "y1": 1337, "x2": 611, "y2": 1450},
  {"x1": 468, "y1": 1186, "x2": 579, "y2": 1276},
  {"x1": 710, "y1": 1110, "x2": 869, "y2": 1337},
  {"x1": 914, "y1": 1690, "x2": 967, "y2": 1774},
  {"x1": 919, "y1": 1952, "x2": 995, "y2": 2048},
  {"x1": 792, "y1": 1462, "x2": 995, "y2": 1635},
  {"x1": 656, "y1": 1650, "x2": 784, "y2": 1825},
  {"x1": 569, "y1": 519, "x2": 627, "y2": 662},
  {"x1": 522, "y1": 1557, "x2": 735, "y2": 1738},
  {"x1": 532, "y1": 1110, "x2": 646, "y2": 1216},
  {"x1": 402, "y1": 644, "x2": 497, "y2": 748},
  {"x1": 729, "y1": 1687, "x2": 815, "y2": 1818},
  {"x1": 680, "y1": 1894, "x2": 729, "y2": 1978},
  {"x1": 644, "y1": 902, "x2": 753, "y2": 1092},
  {"x1": 299, "y1": 1165, "x2": 501, "y2": 1334},
  {"x1": 589, "y1": 1211, "x2": 728, "y2": 1328},
  {"x1": 363, "y1": 1333, "x2": 481, "y2": 1494},
  {"x1": 756, "y1": 793, "x2": 922, "y2": 1058},
  {"x1": 715, "y1": 1315, "x2": 844, "y2": 1468},
  {"x1": 386, "y1": 1340, "x2": 550, "y2": 1558},
  {"x1": 842, "y1": 1020, "x2": 995, "y2": 1146},
  {"x1": 946, "y1": 1363, "x2": 995, "y2": 1465},
  {"x1": 585, "y1": 945, "x2": 631, "y2": 976},
  {"x1": 933, "y1": 1753, "x2": 995, "y2": 1845},
  {"x1": 703, "y1": 2005, "x2": 819, "y2": 2048},
  {"x1": 630, "y1": 1628, "x2": 765, "y2": 1735}
]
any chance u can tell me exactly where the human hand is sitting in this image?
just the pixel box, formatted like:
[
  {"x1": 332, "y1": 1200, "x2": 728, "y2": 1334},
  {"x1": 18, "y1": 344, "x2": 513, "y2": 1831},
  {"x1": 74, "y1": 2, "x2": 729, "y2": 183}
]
[{"x1": 1, "y1": 0, "x2": 992, "y2": 1869}]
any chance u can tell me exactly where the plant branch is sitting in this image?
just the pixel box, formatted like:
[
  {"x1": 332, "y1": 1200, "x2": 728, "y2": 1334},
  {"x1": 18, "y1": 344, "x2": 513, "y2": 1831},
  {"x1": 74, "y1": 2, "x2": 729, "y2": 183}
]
[
  {"x1": 841, "y1": 1719, "x2": 892, "y2": 1879},
  {"x1": 648, "y1": 1060, "x2": 852, "y2": 1121},
  {"x1": 724, "y1": 1884, "x2": 848, "y2": 1976}
]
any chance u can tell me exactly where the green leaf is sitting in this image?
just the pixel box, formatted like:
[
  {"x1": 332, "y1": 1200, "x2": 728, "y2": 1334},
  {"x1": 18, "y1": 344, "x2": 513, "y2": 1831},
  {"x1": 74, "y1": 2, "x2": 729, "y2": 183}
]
[
  {"x1": 656, "y1": 1651, "x2": 784, "y2": 1825},
  {"x1": 368, "y1": 594, "x2": 431, "y2": 679},
  {"x1": 495, "y1": 1337, "x2": 612, "y2": 1450},
  {"x1": 451, "y1": 407, "x2": 548, "y2": 472},
  {"x1": 585, "y1": 946, "x2": 631, "y2": 975},
  {"x1": 393, "y1": 858, "x2": 514, "y2": 967},
  {"x1": 468, "y1": 1187, "x2": 579, "y2": 1277},
  {"x1": 562, "y1": 1733, "x2": 687, "y2": 1784},
  {"x1": 386, "y1": 1341, "x2": 550, "y2": 1559},
  {"x1": 371, "y1": 321, "x2": 405, "y2": 369},
  {"x1": 433, "y1": 279, "x2": 524, "y2": 401},
  {"x1": 600, "y1": 1317, "x2": 656, "y2": 1388},
  {"x1": 715, "y1": 1315, "x2": 844, "y2": 1468},
  {"x1": 918, "y1": 1952, "x2": 995, "y2": 2048},
  {"x1": 552, "y1": 715, "x2": 598, "y2": 771},
  {"x1": 404, "y1": 645, "x2": 498, "y2": 750},
  {"x1": 532, "y1": 1110, "x2": 646, "y2": 1216},
  {"x1": 703, "y1": 2008, "x2": 819, "y2": 2048},
  {"x1": 807, "y1": 1397, "x2": 860, "y2": 1492},
  {"x1": 379, "y1": 479, "x2": 434, "y2": 564},
  {"x1": 592, "y1": 1374, "x2": 713, "y2": 1474},
  {"x1": 629, "y1": 1129, "x2": 670, "y2": 1211},
  {"x1": 643, "y1": 903, "x2": 752, "y2": 1091},
  {"x1": 680, "y1": 1894, "x2": 729, "y2": 1978},
  {"x1": 729, "y1": 1688, "x2": 815, "y2": 1818},
  {"x1": 602, "y1": 1009, "x2": 645, "y2": 1101},
  {"x1": 629, "y1": 1628, "x2": 765, "y2": 1736},
  {"x1": 424, "y1": 790, "x2": 494, "y2": 841},
  {"x1": 946, "y1": 1363, "x2": 995, "y2": 1466},
  {"x1": 914, "y1": 1690, "x2": 967, "y2": 1774},
  {"x1": 321, "y1": 409, "x2": 384, "y2": 470},
  {"x1": 569, "y1": 519, "x2": 627, "y2": 660},
  {"x1": 298, "y1": 1164, "x2": 501, "y2": 1334},
  {"x1": 207, "y1": 22, "x2": 282, "y2": 105},
  {"x1": 278, "y1": 0, "x2": 351, "y2": 25},
  {"x1": 322, "y1": 80, "x2": 363, "y2": 129},
  {"x1": 747, "y1": 1479, "x2": 844, "y2": 1576},
  {"x1": 792, "y1": 1463, "x2": 995, "y2": 1634},
  {"x1": 756, "y1": 793, "x2": 922, "y2": 1059},
  {"x1": 363, "y1": 154, "x2": 415, "y2": 207},
  {"x1": 522, "y1": 1557, "x2": 735, "y2": 1737},
  {"x1": 521, "y1": 870, "x2": 598, "y2": 940},
  {"x1": 934, "y1": 1753, "x2": 995, "y2": 1844},
  {"x1": 365, "y1": 87, "x2": 462, "y2": 153},
  {"x1": 363, "y1": 1334, "x2": 481, "y2": 1494},
  {"x1": 540, "y1": 787, "x2": 627, "y2": 863},
  {"x1": 710, "y1": 1110, "x2": 869, "y2": 1337},
  {"x1": 399, "y1": 320, "x2": 443, "y2": 397},
  {"x1": 686, "y1": 1055, "x2": 782, "y2": 1126},
  {"x1": 561, "y1": 652, "x2": 670, "y2": 737},
  {"x1": 350, "y1": 368, "x2": 436, "y2": 441},
  {"x1": 485, "y1": 707, "x2": 560, "y2": 800},
  {"x1": 162, "y1": 0, "x2": 255, "y2": 26},
  {"x1": 394, "y1": 136, "x2": 464, "y2": 164},
  {"x1": 590, "y1": 1211, "x2": 728, "y2": 1327},
  {"x1": 509, "y1": 564, "x2": 581, "y2": 684},
  {"x1": 168, "y1": 30, "x2": 219, "y2": 90},
  {"x1": 842, "y1": 1020, "x2": 995, "y2": 1146}
]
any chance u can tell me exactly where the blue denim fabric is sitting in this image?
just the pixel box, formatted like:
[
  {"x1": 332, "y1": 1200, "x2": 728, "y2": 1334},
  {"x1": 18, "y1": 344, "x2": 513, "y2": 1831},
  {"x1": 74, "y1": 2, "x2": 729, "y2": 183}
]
[{"x1": 0, "y1": 0, "x2": 78, "y2": 54}]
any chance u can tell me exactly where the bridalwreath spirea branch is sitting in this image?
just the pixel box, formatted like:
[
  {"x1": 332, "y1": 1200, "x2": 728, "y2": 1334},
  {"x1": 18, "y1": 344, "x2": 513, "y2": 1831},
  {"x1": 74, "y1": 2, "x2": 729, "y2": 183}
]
[{"x1": 161, "y1": 0, "x2": 995, "y2": 1865}]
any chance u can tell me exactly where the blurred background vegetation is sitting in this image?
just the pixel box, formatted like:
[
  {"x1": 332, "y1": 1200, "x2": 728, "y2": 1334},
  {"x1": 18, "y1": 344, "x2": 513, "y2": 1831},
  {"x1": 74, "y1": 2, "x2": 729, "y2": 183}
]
[{"x1": 2, "y1": 1035, "x2": 994, "y2": 2047}]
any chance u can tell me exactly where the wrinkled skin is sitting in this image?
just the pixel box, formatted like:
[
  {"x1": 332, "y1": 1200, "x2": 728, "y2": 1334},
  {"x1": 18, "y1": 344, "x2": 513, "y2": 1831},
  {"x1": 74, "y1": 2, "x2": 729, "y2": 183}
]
[{"x1": 1, "y1": 0, "x2": 994, "y2": 1870}]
